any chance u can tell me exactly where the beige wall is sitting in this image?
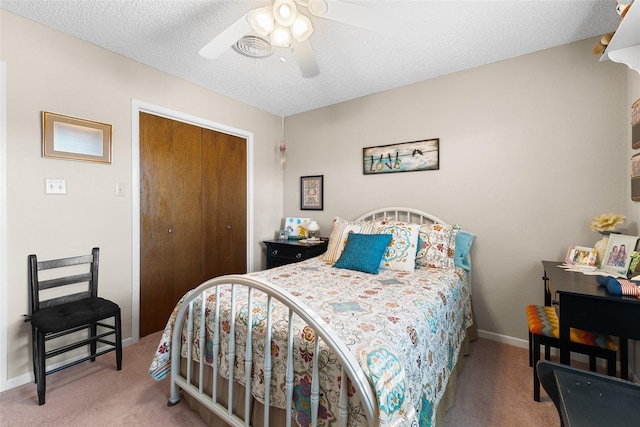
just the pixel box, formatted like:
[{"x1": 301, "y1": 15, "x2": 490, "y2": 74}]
[
  {"x1": 1, "y1": 11, "x2": 284, "y2": 384},
  {"x1": 2, "y1": 10, "x2": 639, "y2": 389},
  {"x1": 283, "y1": 38, "x2": 635, "y2": 347}
]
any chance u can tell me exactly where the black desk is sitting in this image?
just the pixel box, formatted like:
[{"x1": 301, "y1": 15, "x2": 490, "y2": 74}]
[
  {"x1": 542, "y1": 261, "x2": 639, "y2": 380},
  {"x1": 538, "y1": 361, "x2": 640, "y2": 427}
]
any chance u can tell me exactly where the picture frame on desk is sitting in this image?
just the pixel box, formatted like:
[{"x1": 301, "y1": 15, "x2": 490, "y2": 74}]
[
  {"x1": 601, "y1": 234, "x2": 639, "y2": 276},
  {"x1": 565, "y1": 246, "x2": 597, "y2": 268}
]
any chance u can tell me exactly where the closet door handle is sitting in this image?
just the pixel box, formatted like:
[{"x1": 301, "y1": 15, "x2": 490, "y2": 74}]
[
  {"x1": 226, "y1": 225, "x2": 231, "y2": 230},
  {"x1": 168, "y1": 228, "x2": 174, "y2": 234}
]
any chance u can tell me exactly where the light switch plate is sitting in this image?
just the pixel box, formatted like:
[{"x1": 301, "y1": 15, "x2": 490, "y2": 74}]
[{"x1": 45, "y1": 178, "x2": 66, "y2": 194}]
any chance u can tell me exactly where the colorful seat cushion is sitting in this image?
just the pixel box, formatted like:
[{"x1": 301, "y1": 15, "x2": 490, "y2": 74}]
[{"x1": 526, "y1": 305, "x2": 617, "y2": 351}]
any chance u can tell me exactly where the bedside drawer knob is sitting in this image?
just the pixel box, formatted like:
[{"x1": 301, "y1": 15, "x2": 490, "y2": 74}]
[
  {"x1": 296, "y1": 253, "x2": 302, "y2": 259},
  {"x1": 272, "y1": 249, "x2": 278, "y2": 255}
]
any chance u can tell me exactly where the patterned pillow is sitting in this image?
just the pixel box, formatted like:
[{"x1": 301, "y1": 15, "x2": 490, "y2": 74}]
[
  {"x1": 323, "y1": 217, "x2": 376, "y2": 263},
  {"x1": 416, "y1": 223, "x2": 457, "y2": 269},
  {"x1": 374, "y1": 221, "x2": 420, "y2": 272},
  {"x1": 333, "y1": 233, "x2": 393, "y2": 274}
]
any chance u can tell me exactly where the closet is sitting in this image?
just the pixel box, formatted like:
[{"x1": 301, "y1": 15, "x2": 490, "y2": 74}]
[{"x1": 139, "y1": 112, "x2": 247, "y2": 337}]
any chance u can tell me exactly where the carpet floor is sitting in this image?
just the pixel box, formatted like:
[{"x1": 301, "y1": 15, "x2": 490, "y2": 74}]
[{"x1": 1, "y1": 333, "x2": 562, "y2": 426}]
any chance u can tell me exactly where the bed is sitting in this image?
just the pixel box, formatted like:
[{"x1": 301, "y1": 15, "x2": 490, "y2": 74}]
[{"x1": 149, "y1": 207, "x2": 476, "y2": 426}]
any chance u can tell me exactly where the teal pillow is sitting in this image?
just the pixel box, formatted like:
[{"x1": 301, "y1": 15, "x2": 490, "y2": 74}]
[
  {"x1": 454, "y1": 230, "x2": 474, "y2": 270},
  {"x1": 333, "y1": 233, "x2": 393, "y2": 274}
]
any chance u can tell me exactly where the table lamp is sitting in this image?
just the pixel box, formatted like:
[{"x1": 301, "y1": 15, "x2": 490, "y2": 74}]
[{"x1": 307, "y1": 221, "x2": 320, "y2": 241}]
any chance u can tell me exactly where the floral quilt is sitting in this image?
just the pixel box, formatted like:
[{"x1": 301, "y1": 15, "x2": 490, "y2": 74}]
[{"x1": 149, "y1": 256, "x2": 472, "y2": 427}]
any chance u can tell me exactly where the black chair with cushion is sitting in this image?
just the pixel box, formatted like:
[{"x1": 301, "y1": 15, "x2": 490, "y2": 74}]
[{"x1": 27, "y1": 247, "x2": 122, "y2": 405}]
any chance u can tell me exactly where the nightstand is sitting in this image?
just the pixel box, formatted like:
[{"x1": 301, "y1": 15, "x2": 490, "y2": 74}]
[{"x1": 264, "y1": 239, "x2": 328, "y2": 269}]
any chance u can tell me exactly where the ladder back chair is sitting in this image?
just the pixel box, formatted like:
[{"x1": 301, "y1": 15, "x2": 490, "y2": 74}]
[{"x1": 27, "y1": 247, "x2": 122, "y2": 405}]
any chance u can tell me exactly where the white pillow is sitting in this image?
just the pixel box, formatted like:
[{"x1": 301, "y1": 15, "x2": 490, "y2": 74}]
[
  {"x1": 415, "y1": 223, "x2": 457, "y2": 269},
  {"x1": 374, "y1": 221, "x2": 420, "y2": 272}
]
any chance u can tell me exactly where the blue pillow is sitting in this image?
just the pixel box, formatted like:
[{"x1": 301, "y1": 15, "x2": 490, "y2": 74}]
[
  {"x1": 333, "y1": 233, "x2": 393, "y2": 274},
  {"x1": 454, "y1": 230, "x2": 474, "y2": 270}
]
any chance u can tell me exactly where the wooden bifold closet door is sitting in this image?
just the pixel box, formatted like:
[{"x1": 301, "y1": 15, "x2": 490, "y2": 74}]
[{"x1": 139, "y1": 113, "x2": 247, "y2": 337}]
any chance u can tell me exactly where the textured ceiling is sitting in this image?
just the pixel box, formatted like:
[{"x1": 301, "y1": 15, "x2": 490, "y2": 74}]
[{"x1": 0, "y1": 0, "x2": 621, "y2": 116}]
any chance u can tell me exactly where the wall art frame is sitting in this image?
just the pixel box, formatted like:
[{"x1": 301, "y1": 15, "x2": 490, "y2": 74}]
[
  {"x1": 632, "y1": 98, "x2": 640, "y2": 149},
  {"x1": 632, "y1": 153, "x2": 640, "y2": 202},
  {"x1": 363, "y1": 138, "x2": 439, "y2": 175},
  {"x1": 300, "y1": 175, "x2": 323, "y2": 210},
  {"x1": 42, "y1": 111, "x2": 112, "y2": 164}
]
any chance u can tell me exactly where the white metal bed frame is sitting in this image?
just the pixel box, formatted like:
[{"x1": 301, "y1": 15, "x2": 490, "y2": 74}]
[{"x1": 167, "y1": 207, "x2": 463, "y2": 427}]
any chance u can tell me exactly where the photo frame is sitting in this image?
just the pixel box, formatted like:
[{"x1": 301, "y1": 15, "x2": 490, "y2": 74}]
[
  {"x1": 300, "y1": 175, "x2": 323, "y2": 210},
  {"x1": 564, "y1": 246, "x2": 597, "y2": 268},
  {"x1": 42, "y1": 111, "x2": 112, "y2": 164},
  {"x1": 363, "y1": 138, "x2": 439, "y2": 175},
  {"x1": 284, "y1": 217, "x2": 311, "y2": 239},
  {"x1": 601, "y1": 234, "x2": 639, "y2": 276}
]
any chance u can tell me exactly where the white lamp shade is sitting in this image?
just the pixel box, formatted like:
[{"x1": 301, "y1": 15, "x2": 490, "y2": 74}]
[
  {"x1": 270, "y1": 24, "x2": 291, "y2": 47},
  {"x1": 308, "y1": 221, "x2": 320, "y2": 232},
  {"x1": 273, "y1": 0, "x2": 297, "y2": 27},
  {"x1": 249, "y1": 6, "x2": 274, "y2": 36},
  {"x1": 291, "y1": 14, "x2": 313, "y2": 42}
]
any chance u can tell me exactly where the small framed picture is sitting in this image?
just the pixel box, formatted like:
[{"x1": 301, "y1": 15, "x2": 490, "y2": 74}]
[
  {"x1": 284, "y1": 217, "x2": 311, "y2": 239},
  {"x1": 601, "y1": 234, "x2": 640, "y2": 276},
  {"x1": 300, "y1": 175, "x2": 323, "y2": 210},
  {"x1": 565, "y1": 246, "x2": 597, "y2": 268},
  {"x1": 42, "y1": 111, "x2": 112, "y2": 164}
]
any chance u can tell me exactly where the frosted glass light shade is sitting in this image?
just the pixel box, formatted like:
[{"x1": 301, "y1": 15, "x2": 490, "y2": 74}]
[
  {"x1": 249, "y1": 6, "x2": 274, "y2": 36},
  {"x1": 291, "y1": 14, "x2": 313, "y2": 42},
  {"x1": 270, "y1": 24, "x2": 291, "y2": 47},
  {"x1": 273, "y1": 0, "x2": 297, "y2": 27}
]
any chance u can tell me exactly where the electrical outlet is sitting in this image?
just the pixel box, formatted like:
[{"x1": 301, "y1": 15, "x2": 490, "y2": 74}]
[{"x1": 45, "y1": 179, "x2": 66, "y2": 195}]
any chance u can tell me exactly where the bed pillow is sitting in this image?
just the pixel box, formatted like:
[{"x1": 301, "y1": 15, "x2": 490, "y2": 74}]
[
  {"x1": 415, "y1": 223, "x2": 455, "y2": 269},
  {"x1": 374, "y1": 221, "x2": 420, "y2": 272},
  {"x1": 333, "y1": 233, "x2": 392, "y2": 274},
  {"x1": 323, "y1": 217, "x2": 376, "y2": 263},
  {"x1": 454, "y1": 230, "x2": 474, "y2": 270}
]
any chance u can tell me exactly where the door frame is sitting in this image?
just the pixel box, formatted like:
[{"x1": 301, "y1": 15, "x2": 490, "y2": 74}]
[{"x1": 131, "y1": 100, "x2": 254, "y2": 343}]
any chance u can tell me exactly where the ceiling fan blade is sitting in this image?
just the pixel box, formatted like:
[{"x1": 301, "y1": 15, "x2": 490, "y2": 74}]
[
  {"x1": 199, "y1": 12, "x2": 252, "y2": 59},
  {"x1": 292, "y1": 39, "x2": 320, "y2": 78},
  {"x1": 309, "y1": 0, "x2": 384, "y2": 33}
]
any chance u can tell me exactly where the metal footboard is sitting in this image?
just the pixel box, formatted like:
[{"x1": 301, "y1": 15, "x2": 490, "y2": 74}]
[{"x1": 167, "y1": 274, "x2": 378, "y2": 427}]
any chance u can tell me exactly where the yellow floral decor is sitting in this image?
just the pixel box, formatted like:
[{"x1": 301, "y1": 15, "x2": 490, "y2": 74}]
[{"x1": 590, "y1": 213, "x2": 626, "y2": 232}]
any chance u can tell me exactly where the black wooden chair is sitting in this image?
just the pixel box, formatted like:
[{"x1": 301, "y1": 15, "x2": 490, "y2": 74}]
[{"x1": 27, "y1": 247, "x2": 122, "y2": 405}]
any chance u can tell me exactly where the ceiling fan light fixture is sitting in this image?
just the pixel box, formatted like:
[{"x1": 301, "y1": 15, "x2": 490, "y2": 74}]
[
  {"x1": 291, "y1": 13, "x2": 313, "y2": 42},
  {"x1": 249, "y1": 6, "x2": 274, "y2": 36},
  {"x1": 270, "y1": 24, "x2": 291, "y2": 47},
  {"x1": 273, "y1": 0, "x2": 298, "y2": 26}
]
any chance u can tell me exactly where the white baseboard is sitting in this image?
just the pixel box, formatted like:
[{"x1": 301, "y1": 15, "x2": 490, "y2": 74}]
[
  {"x1": 1, "y1": 337, "x2": 133, "y2": 392},
  {"x1": 476, "y1": 329, "x2": 637, "y2": 379}
]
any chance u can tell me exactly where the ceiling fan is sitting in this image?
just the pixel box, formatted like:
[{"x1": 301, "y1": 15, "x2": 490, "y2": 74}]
[{"x1": 198, "y1": 0, "x2": 383, "y2": 78}]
